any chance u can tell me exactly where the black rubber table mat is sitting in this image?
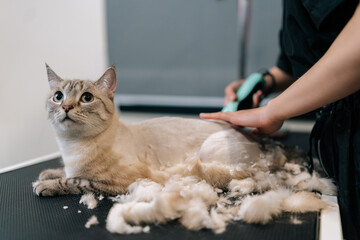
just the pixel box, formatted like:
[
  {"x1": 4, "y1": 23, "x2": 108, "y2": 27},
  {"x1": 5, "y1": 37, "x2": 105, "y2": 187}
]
[{"x1": 0, "y1": 132, "x2": 319, "y2": 240}]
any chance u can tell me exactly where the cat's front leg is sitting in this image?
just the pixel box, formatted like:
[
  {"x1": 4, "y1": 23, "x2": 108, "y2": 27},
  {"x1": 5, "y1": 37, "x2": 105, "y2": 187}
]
[
  {"x1": 33, "y1": 177, "x2": 127, "y2": 197},
  {"x1": 33, "y1": 178, "x2": 83, "y2": 196},
  {"x1": 38, "y1": 168, "x2": 65, "y2": 181}
]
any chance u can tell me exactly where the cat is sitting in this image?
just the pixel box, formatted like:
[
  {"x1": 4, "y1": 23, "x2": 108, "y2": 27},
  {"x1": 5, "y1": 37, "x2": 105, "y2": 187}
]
[
  {"x1": 33, "y1": 65, "x2": 272, "y2": 197},
  {"x1": 33, "y1": 65, "x2": 336, "y2": 231}
]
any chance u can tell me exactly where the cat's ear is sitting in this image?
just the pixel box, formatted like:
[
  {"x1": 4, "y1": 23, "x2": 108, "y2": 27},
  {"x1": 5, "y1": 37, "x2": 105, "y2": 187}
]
[
  {"x1": 96, "y1": 66, "x2": 117, "y2": 99},
  {"x1": 45, "y1": 63, "x2": 62, "y2": 89}
]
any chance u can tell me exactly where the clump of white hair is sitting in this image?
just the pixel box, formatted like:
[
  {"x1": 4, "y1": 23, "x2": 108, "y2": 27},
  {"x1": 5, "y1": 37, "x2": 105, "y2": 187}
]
[{"x1": 106, "y1": 160, "x2": 335, "y2": 234}]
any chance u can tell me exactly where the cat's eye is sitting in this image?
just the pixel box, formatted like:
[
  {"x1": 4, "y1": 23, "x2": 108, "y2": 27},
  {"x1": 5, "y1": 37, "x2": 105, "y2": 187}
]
[
  {"x1": 53, "y1": 91, "x2": 63, "y2": 102},
  {"x1": 81, "y1": 92, "x2": 94, "y2": 103}
]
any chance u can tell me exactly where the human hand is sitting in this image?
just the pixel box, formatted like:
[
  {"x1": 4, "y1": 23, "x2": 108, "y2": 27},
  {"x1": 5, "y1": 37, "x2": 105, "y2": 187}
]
[
  {"x1": 224, "y1": 80, "x2": 263, "y2": 108},
  {"x1": 200, "y1": 106, "x2": 284, "y2": 135}
]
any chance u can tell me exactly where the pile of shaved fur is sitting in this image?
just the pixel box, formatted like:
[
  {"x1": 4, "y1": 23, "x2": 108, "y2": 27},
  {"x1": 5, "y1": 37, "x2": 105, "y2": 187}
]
[{"x1": 104, "y1": 140, "x2": 336, "y2": 234}]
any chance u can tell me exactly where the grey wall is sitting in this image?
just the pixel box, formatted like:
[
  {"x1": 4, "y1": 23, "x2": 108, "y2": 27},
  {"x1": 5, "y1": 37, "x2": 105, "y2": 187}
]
[
  {"x1": 246, "y1": 0, "x2": 282, "y2": 75},
  {"x1": 107, "y1": 0, "x2": 282, "y2": 99}
]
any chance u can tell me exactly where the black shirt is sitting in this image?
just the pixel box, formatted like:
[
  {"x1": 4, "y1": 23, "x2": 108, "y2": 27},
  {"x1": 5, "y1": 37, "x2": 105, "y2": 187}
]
[
  {"x1": 277, "y1": 0, "x2": 358, "y2": 79},
  {"x1": 277, "y1": 2, "x2": 360, "y2": 239}
]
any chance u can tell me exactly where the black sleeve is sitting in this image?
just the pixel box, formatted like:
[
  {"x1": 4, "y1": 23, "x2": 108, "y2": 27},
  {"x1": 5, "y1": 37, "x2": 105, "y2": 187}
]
[{"x1": 276, "y1": 29, "x2": 293, "y2": 76}]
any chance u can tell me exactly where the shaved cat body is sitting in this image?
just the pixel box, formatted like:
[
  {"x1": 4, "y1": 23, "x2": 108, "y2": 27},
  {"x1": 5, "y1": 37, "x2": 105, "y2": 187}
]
[{"x1": 33, "y1": 66, "x2": 270, "y2": 196}]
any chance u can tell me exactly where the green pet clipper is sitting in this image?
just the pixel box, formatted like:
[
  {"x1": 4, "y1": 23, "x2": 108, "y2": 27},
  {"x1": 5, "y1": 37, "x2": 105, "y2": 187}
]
[{"x1": 222, "y1": 72, "x2": 265, "y2": 112}]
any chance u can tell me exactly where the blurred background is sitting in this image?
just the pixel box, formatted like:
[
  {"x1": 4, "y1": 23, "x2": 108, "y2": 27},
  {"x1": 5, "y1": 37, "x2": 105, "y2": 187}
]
[{"x1": 0, "y1": 0, "x2": 283, "y2": 168}]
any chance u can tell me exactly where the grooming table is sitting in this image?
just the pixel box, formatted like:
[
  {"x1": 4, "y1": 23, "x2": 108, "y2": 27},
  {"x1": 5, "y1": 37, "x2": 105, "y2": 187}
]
[{"x1": 0, "y1": 132, "x2": 342, "y2": 240}]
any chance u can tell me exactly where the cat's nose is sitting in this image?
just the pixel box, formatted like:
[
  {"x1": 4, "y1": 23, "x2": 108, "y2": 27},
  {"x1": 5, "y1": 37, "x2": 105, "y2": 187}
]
[{"x1": 62, "y1": 105, "x2": 74, "y2": 113}]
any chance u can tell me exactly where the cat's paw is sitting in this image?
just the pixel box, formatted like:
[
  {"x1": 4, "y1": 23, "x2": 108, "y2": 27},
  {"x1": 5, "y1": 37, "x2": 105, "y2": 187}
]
[
  {"x1": 33, "y1": 179, "x2": 66, "y2": 197},
  {"x1": 38, "y1": 168, "x2": 64, "y2": 181}
]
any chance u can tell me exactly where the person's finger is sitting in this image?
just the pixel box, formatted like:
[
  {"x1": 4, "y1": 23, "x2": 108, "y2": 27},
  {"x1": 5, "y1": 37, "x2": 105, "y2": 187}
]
[
  {"x1": 252, "y1": 90, "x2": 263, "y2": 108},
  {"x1": 224, "y1": 86, "x2": 237, "y2": 106},
  {"x1": 201, "y1": 110, "x2": 256, "y2": 127},
  {"x1": 199, "y1": 112, "x2": 232, "y2": 122},
  {"x1": 252, "y1": 127, "x2": 268, "y2": 136},
  {"x1": 224, "y1": 97, "x2": 234, "y2": 107}
]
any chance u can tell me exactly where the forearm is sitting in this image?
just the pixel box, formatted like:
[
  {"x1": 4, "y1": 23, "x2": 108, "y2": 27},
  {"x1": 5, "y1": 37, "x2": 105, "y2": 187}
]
[{"x1": 268, "y1": 4, "x2": 360, "y2": 121}]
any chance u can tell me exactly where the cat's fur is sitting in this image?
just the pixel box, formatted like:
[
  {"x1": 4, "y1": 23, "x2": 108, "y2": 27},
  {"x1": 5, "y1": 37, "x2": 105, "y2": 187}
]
[{"x1": 34, "y1": 65, "x2": 268, "y2": 196}]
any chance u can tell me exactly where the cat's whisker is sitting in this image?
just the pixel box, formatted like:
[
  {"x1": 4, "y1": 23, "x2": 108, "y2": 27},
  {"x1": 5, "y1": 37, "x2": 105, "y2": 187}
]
[{"x1": 71, "y1": 114, "x2": 86, "y2": 123}]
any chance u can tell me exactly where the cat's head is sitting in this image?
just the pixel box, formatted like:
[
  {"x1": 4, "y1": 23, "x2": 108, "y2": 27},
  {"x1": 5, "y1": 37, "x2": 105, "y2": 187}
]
[{"x1": 45, "y1": 64, "x2": 117, "y2": 139}]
